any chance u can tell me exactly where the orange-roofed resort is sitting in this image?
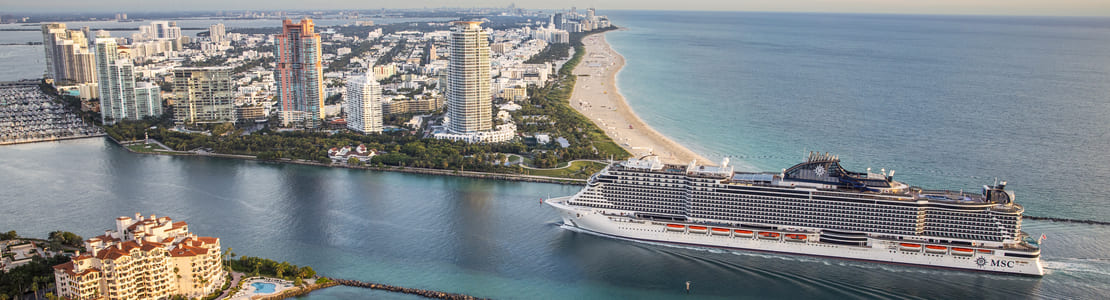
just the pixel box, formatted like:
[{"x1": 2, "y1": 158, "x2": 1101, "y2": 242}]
[{"x1": 52, "y1": 213, "x2": 226, "y2": 300}]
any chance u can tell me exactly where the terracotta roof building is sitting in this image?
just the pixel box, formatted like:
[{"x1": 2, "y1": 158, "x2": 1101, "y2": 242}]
[{"x1": 53, "y1": 213, "x2": 226, "y2": 300}]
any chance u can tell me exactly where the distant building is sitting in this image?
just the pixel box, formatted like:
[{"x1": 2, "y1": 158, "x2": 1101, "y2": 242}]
[
  {"x1": 274, "y1": 18, "x2": 325, "y2": 128},
  {"x1": 382, "y1": 97, "x2": 443, "y2": 115},
  {"x1": 328, "y1": 144, "x2": 377, "y2": 163},
  {"x1": 422, "y1": 41, "x2": 437, "y2": 66},
  {"x1": 173, "y1": 67, "x2": 237, "y2": 125},
  {"x1": 95, "y1": 37, "x2": 162, "y2": 124},
  {"x1": 41, "y1": 23, "x2": 98, "y2": 84},
  {"x1": 208, "y1": 23, "x2": 226, "y2": 44},
  {"x1": 53, "y1": 213, "x2": 226, "y2": 300},
  {"x1": 236, "y1": 104, "x2": 267, "y2": 122},
  {"x1": 345, "y1": 73, "x2": 383, "y2": 134},
  {"x1": 150, "y1": 21, "x2": 182, "y2": 40}
]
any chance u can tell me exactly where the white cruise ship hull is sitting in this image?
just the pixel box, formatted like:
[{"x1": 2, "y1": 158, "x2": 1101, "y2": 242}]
[{"x1": 547, "y1": 196, "x2": 1045, "y2": 276}]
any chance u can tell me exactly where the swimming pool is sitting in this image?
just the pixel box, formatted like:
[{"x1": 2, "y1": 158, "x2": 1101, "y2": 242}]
[{"x1": 251, "y1": 282, "x2": 276, "y2": 294}]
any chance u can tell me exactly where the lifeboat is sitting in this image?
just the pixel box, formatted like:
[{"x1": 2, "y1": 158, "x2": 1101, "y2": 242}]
[
  {"x1": 711, "y1": 228, "x2": 731, "y2": 235},
  {"x1": 733, "y1": 229, "x2": 754, "y2": 237},
  {"x1": 899, "y1": 243, "x2": 922, "y2": 251},
  {"x1": 977, "y1": 249, "x2": 994, "y2": 254},
  {"x1": 666, "y1": 224, "x2": 685, "y2": 232},
  {"x1": 925, "y1": 245, "x2": 948, "y2": 254},
  {"x1": 785, "y1": 234, "x2": 807, "y2": 242},
  {"x1": 688, "y1": 226, "x2": 708, "y2": 233},
  {"x1": 758, "y1": 232, "x2": 780, "y2": 240},
  {"x1": 951, "y1": 248, "x2": 975, "y2": 256}
]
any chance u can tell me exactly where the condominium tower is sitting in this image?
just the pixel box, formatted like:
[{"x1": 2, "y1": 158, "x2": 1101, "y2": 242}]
[
  {"x1": 446, "y1": 21, "x2": 491, "y2": 134},
  {"x1": 345, "y1": 73, "x2": 383, "y2": 134},
  {"x1": 96, "y1": 37, "x2": 162, "y2": 124},
  {"x1": 273, "y1": 18, "x2": 325, "y2": 128},
  {"x1": 173, "y1": 67, "x2": 237, "y2": 125},
  {"x1": 53, "y1": 213, "x2": 226, "y2": 300},
  {"x1": 41, "y1": 23, "x2": 98, "y2": 84}
]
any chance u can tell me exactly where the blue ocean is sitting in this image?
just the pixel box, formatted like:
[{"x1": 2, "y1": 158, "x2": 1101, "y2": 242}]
[{"x1": 2, "y1": 11, "x2": 1109, "y2": 300}]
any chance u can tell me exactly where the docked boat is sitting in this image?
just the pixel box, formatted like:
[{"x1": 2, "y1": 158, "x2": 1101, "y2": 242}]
[
  {"x1": 546, "y1": 153, "x2": 1045, "y2": 275},
  {"x1": 711, "y1": 228, "x2": 731, "y2": 235}
]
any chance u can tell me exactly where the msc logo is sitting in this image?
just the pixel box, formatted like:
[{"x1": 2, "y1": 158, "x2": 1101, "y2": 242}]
[{"x1": 976, "y1": 257, "x2": 1015, "y2": 268}]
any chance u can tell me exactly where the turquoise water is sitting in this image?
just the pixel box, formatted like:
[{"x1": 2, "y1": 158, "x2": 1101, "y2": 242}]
[
  {"x1": 606, "y1": 11, "x2": 1110, "y2": 222},
  {"x1": 2, "y1": 11, "x2": 1110, "y2": 300},
  {"x1": 251, "y1": 282, "x2": 276, "y2": 294}
]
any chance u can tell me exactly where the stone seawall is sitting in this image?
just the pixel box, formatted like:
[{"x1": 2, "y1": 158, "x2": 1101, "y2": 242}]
[{"x1": 332, "y1": 278, "x2": 491, "y2": 300}]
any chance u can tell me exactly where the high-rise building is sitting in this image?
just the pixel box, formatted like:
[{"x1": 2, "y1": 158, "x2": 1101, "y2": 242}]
[
  {"x1": 150, "y1": 21, "x2": 182, "y2": 40},
  {"x1": 273, "y1": 18, "x2": 325, "y2": 128},
  {"x1": 173, "y1": 67, "x2": 237, "y2": 125},
  {"x1": 53, "y1": 213, "x2": 226, "y2": 300},
  {"x1": 41, "y1": 23, "x2": 97, "y2": 84},
  {"x1": 208, "y1": 23, "x2": 225, "y2": 43},
  {"x1": 446, "y1": 21, "x2": 491, "y2": 134},
  {"x1": 95, "y1": 37, "x2": 162, "y2": 124},
  {"x1": 345, "y1": 73, "x2": 383, "y2": 134},
  {"x1": 41, "y1": 23, "x2": 66, "y2": 80},
  {"x1": 553, "y1": 13, "x2": 564, "y2": 30},
  {"x1": 209, "y1": 23, "x2": 226, "y2": 44}
]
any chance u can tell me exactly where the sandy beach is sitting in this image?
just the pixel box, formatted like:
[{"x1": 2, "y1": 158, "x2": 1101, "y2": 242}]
[{"x1": 571, "y1": 32, "x2": 714, "y2": 166}]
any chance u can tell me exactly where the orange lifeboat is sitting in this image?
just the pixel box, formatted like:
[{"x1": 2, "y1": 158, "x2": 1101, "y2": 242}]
[
  {"x1": 666, "y1": 224, "x2": 685, "y2": 232},
  {"x1": 688, "y1": 226, "x2": 708, "y2": 233},
  {"x1": 977, "y1": 249, "x2": 994, "y2": 254},
  {"x1": 951, "y1": 248, "x2": 974, "y2": 256},
  {"x1": 899, "y1": 243, "x2": 922, "y2": 251},
  {"x1": 925, "y1": 245, "x2": 948, "y2": 254},
  {"x1": 785, "y1": 234, "x2": 807, "y2": 242},
  {"x1": 758, "y1": 232, "x2": 780, "y2": 239},
  {"x1": 711, "y1": 228, "x2": 731, "y2": 235},
  {"x1": 733, "y1": 229, "x2": 754, "y2": 237}
]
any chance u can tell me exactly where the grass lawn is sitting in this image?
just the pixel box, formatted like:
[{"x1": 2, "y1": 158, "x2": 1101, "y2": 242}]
[
  {"x1": 524, "y1": 160, "x2": 607, "y2": 179},
  {"x1": 126, "y1": 143, "x2": 161, "y2": 153}
]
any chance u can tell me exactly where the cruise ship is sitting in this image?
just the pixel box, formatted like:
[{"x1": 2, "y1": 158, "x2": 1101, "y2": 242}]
[{"x1": 546, "y1": 153, "x2": 1044, "y2": 276}]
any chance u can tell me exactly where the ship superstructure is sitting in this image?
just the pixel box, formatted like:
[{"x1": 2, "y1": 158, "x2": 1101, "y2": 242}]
[{"x1": 547, "y1": 153, "x2": 1044, "y2": 275}]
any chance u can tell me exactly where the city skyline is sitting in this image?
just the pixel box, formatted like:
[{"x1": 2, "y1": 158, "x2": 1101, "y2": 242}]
[{"x1": 2, "y1": 0, "x2": 1110, "y2": 17}]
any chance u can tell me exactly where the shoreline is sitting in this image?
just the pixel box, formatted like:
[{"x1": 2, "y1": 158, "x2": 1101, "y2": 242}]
[
  {"x1": 570, "y1": 31, "x2": 716, "y2": 166},
  {"x1": 105, "y1": 136, "x2": 586, "y2": 185}
]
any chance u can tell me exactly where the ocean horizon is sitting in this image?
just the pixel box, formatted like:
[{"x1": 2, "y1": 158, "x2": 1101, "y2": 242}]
[{"x1": 2, "y1": 10, "x2": 1109, "y2": 299}]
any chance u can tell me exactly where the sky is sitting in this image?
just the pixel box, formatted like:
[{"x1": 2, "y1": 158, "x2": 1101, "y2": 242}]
[{"x1": 3, "y1": 0, "x2": 1110, "y2": 17}]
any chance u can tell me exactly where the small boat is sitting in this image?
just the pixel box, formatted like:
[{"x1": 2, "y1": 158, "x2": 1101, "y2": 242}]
[
  {"x1": 689, "y1": 226, "x2": 708, "y2": 233},
  {"x1": 899, "y1": 243, "x2": 922, "y2": 251},
  {"x1": 977, "y1": 249, "x2": 994, "y2": 254},
  {"x1": 733, "y1": 229, "x2": 754, "y2": 237},
  {"x1": 925, "y1": 245, "x2": 948, "y2": 254},
  {"x1": 785, "y1": 234, "x2": 807, "y2": 242},
  {"x1": 758, "y1": 232, "x2": 780, "y2": 239},
  {"x1": 666, "y1": 224, "x2": 685, "y2": 231},
  {"x1": 951, "y1": 248, "x2": 975, "y2": 256},
  {"x1": 711, "y1": 228, "x2": 731, "y2": 235}
]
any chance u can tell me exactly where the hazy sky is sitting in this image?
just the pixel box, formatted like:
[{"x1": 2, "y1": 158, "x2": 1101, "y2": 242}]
[{"x1": 4, "y1": 0, "x2": 1110, "y2": 17}]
